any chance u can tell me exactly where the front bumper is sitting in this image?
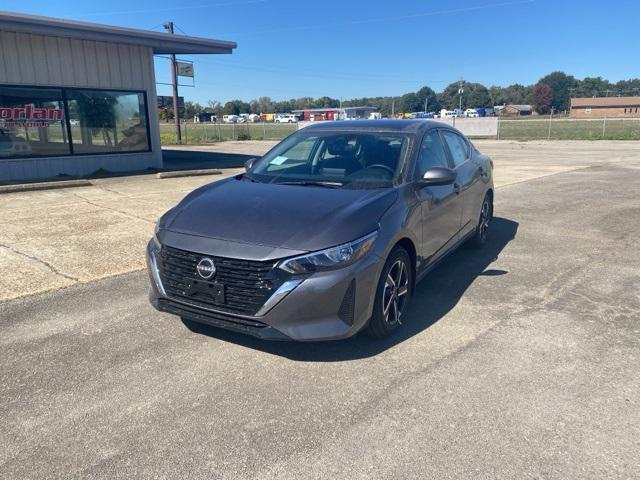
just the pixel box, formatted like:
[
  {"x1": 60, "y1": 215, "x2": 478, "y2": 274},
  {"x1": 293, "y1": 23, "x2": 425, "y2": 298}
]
[{"x1": 146, "y1": 240, "x2": 383, "y2": 341}]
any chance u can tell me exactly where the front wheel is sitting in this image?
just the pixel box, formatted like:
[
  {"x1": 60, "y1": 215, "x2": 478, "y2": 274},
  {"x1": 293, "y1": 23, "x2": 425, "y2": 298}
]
[{"x1": 367, "y1": 247, "x2": 413, "y2": 338}]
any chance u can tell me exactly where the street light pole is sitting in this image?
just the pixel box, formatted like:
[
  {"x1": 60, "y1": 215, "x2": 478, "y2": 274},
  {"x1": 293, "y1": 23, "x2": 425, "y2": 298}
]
[{"x1": 164, "y1": 21, "x2": 182, "y2": 144}]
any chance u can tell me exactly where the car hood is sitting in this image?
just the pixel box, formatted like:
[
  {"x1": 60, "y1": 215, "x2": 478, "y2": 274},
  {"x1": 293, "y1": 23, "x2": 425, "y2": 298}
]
[{"x1": 164, "y1": 177, "x2": 397, "y2": 252}]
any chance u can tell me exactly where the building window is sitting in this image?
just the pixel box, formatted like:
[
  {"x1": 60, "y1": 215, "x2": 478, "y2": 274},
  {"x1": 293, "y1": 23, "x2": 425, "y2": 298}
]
[
  {"x1": 0, "y1": 85, "x2": 150, "y2": 159},
  {"x1": 67, "y1": 90, "x2": 149, "y2": 154},
  {"x1": 0, "y1": 86, "x2": 70, "y2": 158}
]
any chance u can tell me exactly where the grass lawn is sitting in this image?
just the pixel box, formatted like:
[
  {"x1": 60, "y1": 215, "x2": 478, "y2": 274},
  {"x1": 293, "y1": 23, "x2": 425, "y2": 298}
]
[
  {"x1": 160, "y1": 122, "x2": 296, "y2": 144},
  {"x1": 499, "y1": 118, "x2": 640, "y2": 140}
]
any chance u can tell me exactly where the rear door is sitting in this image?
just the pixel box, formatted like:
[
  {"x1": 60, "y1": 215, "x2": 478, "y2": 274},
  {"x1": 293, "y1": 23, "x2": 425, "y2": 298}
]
[
  {"x1": 441, "y1": 130, "x2": 483, "y2": 237},
  {"x1": 414, "y1": 129, "x2": 464, "y2": 265}
]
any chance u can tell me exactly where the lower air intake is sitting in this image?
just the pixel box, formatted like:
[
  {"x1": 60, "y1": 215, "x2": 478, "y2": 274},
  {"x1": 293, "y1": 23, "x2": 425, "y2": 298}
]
[{"x1": 338, "y1": 279, "x2": 356, "y2": 325}]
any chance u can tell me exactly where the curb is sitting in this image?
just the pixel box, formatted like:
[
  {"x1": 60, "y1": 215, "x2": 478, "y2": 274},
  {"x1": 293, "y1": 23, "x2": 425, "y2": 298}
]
[
  {"x1": 0, "y1": 179, "x2": 93, "y2": 194},
  {"x1": 156, "y1": 169, "x2": 222, "y2": 179}
]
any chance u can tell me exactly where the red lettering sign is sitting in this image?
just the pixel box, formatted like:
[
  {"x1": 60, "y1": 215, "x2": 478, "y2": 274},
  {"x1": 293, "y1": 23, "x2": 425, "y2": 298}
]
[{"x1": 0, "y1": 104, "x2": 64, "y2": 122}]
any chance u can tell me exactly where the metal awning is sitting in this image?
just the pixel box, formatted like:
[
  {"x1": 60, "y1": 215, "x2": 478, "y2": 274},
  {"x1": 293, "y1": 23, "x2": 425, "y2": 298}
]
[{"x1": 0, "y1": 11, "x2": 236, "y2": 54}]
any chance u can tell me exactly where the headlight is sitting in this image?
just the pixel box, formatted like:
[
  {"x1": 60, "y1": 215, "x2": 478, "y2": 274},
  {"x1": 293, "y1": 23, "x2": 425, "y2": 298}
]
[{"x1": 278, "y1": 231, "x2": 378, "y2": 274}]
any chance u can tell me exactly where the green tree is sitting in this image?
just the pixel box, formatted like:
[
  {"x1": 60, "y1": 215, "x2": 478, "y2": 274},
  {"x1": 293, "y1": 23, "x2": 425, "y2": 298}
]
[
  {"x1": 538, "y1": 71, "x2": 577, "y2": 111},
  {"x1": 158, "y1": 108, "x2": 174, "y2": 122},
  {"x1": 614, "y1": 79, "x2": 640, "y2": 96},
  {"x1": 183, "y1": 101, "x2": 203, "y2": 119},
  {"x1": 438, "y1": 81, "x2": 491, "y2": 110},
  {"x1": 256, "y1": 96, "x2": 274, "y2": 113},
  {"x1": 223, "y1": 101, "x2": 239, "y2": 116},
  {"x1": 312, "y1": 96, "x2": 340, "y2": 108},
  {"x1": 415, "y1": 86, "x2": 439, "y2": 113},
  {"x1": 399, "y1": 92, "x2": 421, "y2": 113},
  {"x1": 575, "y1": 77, "x2": 612, "y2": 98},
  {"x1": 532, "y1": 82, "x2": 553, "y2": 114}
]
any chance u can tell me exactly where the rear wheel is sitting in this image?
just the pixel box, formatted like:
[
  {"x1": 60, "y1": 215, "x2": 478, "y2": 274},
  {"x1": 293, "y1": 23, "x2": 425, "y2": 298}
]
[
  {"x1": 468, "y1": 193, "x2": 492, "y2": 248},
  {"x1": 367, "y1": 247, "x2": 412, "y2": 338}
]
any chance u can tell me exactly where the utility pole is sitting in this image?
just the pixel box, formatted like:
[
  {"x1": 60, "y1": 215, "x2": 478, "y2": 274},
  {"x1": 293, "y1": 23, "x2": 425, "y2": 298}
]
[
  {"x1": 458, "y1": 78, "x2": 464, "y2": 112},
  {"x1": 164, "y1": 21, "x2": 181, "y2": 144},
  {"x1": 391, "y1": 99, "x2": 395, "y2": 117},
  {"x1": 424, "y1": 96, "x2": 428, "y2": 114}
]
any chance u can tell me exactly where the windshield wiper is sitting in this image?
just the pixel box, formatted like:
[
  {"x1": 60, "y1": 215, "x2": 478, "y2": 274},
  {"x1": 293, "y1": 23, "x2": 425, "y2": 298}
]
[
  {"x1": 275, "y1": 180, "x2": 344, "y2": 188},
  {"x1": 241, "y1": 173, "x2": 262, "y2": 183}
]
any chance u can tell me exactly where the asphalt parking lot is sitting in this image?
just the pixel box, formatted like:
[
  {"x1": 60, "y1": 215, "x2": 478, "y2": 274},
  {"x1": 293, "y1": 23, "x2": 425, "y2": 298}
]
[{"x1": 1, "y1": 141, "x2": 639, "y2": 479}]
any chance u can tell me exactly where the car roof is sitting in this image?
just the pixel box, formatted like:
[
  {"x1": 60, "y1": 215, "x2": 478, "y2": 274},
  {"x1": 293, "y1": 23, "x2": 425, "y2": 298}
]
[{"x1": 301, "y1": 119, "x2": 450, "y2": 134}]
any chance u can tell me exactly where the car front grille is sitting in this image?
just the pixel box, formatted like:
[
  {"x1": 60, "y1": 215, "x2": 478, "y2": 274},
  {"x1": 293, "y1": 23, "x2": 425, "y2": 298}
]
[{"x1": 158, "y1": 245, "x2": 282, "y2": 316}]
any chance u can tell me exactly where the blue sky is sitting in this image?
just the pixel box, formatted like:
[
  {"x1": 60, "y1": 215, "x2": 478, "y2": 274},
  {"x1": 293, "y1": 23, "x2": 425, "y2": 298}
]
[{"x1": 4, "y1": 0, "x2": 640, "y2": 104}]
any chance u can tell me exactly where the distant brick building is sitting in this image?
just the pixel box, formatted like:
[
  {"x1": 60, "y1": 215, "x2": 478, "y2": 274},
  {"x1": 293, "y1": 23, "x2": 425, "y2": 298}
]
[{"x1": 570, "y1": 97, "x2": 640, "y2": 118}]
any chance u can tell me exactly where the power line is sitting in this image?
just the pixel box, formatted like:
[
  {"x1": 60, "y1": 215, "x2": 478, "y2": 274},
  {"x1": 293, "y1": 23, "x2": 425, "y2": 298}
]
[
  {"x1": 64, "y1": 0, "x2": 267, "y2": 19},
  {"x1": 189, "y1": 57, "x2": 450, "y2": 84},
  {"x1": 173, "y1": 24, "x2": 190, "y2": 36},
  {"x1": 221, "y1": 0, "x2": 535, "y2": 36}
]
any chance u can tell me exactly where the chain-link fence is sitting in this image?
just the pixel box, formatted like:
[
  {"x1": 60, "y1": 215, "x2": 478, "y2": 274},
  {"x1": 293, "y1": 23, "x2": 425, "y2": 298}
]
[
  {"x1": 159, "y1": 122, "x2": 296, "y2": 145},
  {"x1": 159, "y1": 117, "x2": 640, "y2": 145},
  {"x1": 497, "y1": 117, "x2": 640, "y2": 140}
]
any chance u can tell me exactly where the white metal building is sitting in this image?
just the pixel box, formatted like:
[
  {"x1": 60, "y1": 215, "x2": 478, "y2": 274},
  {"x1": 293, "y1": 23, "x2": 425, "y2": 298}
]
[{"x1": 0, "y1": 11, "x2": 236, "y2": 183}]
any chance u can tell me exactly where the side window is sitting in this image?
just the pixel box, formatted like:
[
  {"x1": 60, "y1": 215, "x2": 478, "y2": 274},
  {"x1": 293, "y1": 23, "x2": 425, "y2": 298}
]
[
  {"x1": 417, "y1": 130, "x2": 449, "y2": 175},
  {"x1": 442, "y1": 131, "x2": 469, "y2": 167}
]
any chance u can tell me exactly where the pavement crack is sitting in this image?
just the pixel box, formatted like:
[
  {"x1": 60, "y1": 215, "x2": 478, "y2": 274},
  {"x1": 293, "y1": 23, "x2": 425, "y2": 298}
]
[
  {"x1": 71, "y1": 192, "x2": 154, "y2": 224},
  {"x1": 0, "y1": 242, "x2": 79, "y2": 282}
]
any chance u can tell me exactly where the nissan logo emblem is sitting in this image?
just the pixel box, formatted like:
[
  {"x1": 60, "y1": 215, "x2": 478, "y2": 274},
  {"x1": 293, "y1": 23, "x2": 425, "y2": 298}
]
[{"x1": 196, "y1": 257, "x2": 216, "y2": 279}]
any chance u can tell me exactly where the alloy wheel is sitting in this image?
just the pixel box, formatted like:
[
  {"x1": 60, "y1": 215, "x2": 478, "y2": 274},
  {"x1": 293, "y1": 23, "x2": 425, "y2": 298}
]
[
  {"x1": 382, "y1": 259, "x2": 410, "y2": 326},
  {"x1": 479, "y1": 199, "x2": 490, "y2": 241}
]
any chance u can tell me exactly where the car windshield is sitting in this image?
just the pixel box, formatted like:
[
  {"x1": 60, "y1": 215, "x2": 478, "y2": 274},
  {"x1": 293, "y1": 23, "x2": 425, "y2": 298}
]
[{"x1": 250, "y1": 131, "x2": 409, "y2": 188}]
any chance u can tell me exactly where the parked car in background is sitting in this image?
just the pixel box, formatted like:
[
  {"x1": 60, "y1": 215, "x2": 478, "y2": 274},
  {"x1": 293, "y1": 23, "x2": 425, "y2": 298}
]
[
  {"x1": 248, "y1": 113, "x2": 261, "y2": 123},
  {"x1": 147, "y1": 120, "x2": 494, "y2": 342},
  {"x1": 275, "y1": 114, "x2": 298, "y2": 123},
  {"x1": 236, "y1": 115, "x2": 247, "y2": 123},
  {"x1": 440, "y1": 109, "x2": 456, "y2": 118},
  {"x1": 464, "y1": 109, "x2": 479, "y2": 118},
  {"x1": 0, "y1": 130, "x2": 32, "y2": 157},
  {"x1": 222, "y1": 115, "x2": 239, "y2": 124},
  {"x1": 69, "y1": 118, "x2": 81, "y2": 126}
]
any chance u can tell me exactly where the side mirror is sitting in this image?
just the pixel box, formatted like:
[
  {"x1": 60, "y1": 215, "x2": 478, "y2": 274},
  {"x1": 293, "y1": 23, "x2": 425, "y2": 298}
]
[
  {"x1": 420, "y1": 167, "x2": 457, "y2": 186},
  {"x1": 244, "y1": 157, "x2": 257, "y2": 171}
]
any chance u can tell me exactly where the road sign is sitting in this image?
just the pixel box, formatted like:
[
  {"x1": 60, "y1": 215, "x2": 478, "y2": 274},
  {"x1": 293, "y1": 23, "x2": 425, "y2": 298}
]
[{"x1": 176, "y1": 62, "x2": 194, "y2": 78}]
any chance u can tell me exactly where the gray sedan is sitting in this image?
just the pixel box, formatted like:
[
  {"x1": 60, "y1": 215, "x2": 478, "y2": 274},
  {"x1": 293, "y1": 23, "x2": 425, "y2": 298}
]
[{"x1": 147, "y1": 120, "x2": 494, "y2": 341}]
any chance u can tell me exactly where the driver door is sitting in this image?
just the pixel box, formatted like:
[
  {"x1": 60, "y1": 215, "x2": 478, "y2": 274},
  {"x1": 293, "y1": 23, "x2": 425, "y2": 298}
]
[{"x1": 414, "y1": 129, "x2": 464, "y2": 265}]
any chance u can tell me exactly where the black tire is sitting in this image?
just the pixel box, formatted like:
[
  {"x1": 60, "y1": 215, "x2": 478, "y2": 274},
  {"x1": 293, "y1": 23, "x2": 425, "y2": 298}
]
[
  {"x1": 468, "y1": 193, "x2": 492, "y2": 249},
  {"x1": 367, "y1": 247, "x2": 413, "y2": 339}
]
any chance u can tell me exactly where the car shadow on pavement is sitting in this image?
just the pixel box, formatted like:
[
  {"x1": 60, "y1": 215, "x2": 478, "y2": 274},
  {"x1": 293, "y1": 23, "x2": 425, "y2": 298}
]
[{"x1": 182, "y1": 217, "x2": 519, "y2": 361}]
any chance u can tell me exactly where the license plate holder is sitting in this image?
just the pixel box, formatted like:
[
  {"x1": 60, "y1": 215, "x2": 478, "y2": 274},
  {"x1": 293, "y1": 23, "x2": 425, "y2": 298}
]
[{"x1": 185, "y1": 279, "x2": 225, "y2": 304}]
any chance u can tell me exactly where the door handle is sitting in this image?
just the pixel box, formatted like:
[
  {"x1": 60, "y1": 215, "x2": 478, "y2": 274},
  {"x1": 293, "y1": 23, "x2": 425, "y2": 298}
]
[{"x1": 453, "y1": 183, "x2": 461, "y2": 194}]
